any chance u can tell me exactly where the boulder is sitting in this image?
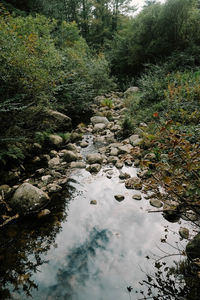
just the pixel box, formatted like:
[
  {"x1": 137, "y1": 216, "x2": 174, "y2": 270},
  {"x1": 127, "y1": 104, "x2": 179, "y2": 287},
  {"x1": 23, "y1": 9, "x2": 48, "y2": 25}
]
[
  {"x1": 125, "y1": 177, "x2": 142, "y2": 190},
  {"x1": 86, "y1": 153, "x2": 103, "y2": 164},
  {"x1": 46, "y1": 109, "x2": 71, "y2": 130},
  {"x1": 119, "y1": 172, "x2": 131, "y2": 180},
  {"x1": 132, "y1": 194, "x2": 142, "y2": 200},
  {"x1": 90, "y1": 116, "x2": 109, "y2": 125},
  {"x1": 41, "y1": 175, "x2": 52, "y2": 184},
  {"x1": 86, "y1": 164, "x2": 101, "y2": 173},
  {"x1": 186, "y1": 233, "x2": 200, "y2": 259},
  {"x1": 150, "y1": 199, "x2": 163, "y2": 208},
  {"x1": 80, "y1": 141, "x2": 89, "y2": 148},
  {"x1": 93, "y1": 123, "x2": 106, "y2": 132},
  {"x1": 110, "y1": 147, "x2": 119, "y2": 156},
  {"x1": 129, "y1": 135, "x2": 143, "y2": 146},
  {"x1": 114, "y1": 195, "x2": 125, "y2": 202},
  {"x1": 118, "y1": 144, "x2": 132, "y2": 154},
  {"x1": 9, "y1": 183, "x2": 49, "y2": 215},
  {"x1": 48, "y1": 134, "x2": 63, "y2": 147},
  {"x1": 48, "y1": 157, "x2": 60, "y2": 168},
  {"x1": 124, "y1": 86, "x2": 139, "y2": 97},
  {"x1": 107, "y1": 156, "x2": 118, "y2": 165},
  {"x1": 66, "y1": 143, "x2": 78, "y2": 152},
  {"x1": 70, "y1": 161, "x2": 86, "y2": 168},
  {"x1": 179, "y1": 227, "x2": 189, "y2": 240},
  {"x1": 63, "y1": 150, "x2": 79, "y2": 162}
]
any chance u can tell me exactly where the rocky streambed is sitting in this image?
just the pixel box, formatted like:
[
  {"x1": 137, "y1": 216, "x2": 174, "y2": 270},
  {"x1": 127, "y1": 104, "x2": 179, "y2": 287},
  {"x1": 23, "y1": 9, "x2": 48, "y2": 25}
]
[{"x1": 0, "y1": 91, "x2": 199, "y2": 299}]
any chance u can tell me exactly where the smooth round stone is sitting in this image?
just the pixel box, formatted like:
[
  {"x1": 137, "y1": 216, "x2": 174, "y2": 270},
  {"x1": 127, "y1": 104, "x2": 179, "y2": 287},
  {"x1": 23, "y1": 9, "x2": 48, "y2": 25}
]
[
  {"x1": 150, "y1": 199, "x2": 163, "y2": 208},
  {"x1": 132, "y1": 194, "x2": 142, "y2": 200}
]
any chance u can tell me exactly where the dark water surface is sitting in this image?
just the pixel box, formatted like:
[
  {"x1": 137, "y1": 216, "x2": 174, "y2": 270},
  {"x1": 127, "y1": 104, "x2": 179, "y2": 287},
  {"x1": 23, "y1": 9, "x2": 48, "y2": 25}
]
[{"x1": 1, "y1": 136, "x2": 188, "y2": 300}]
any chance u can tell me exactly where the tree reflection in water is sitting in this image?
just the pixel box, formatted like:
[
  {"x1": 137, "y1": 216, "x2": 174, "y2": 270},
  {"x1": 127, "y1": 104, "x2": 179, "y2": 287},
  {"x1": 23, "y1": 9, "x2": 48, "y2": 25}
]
[
  {"x1": 0, "y1": 195, "x2": 68, "y2": 300},
  {"x1": 46, "y1": 228, "x2": 111, "y2": 299}
]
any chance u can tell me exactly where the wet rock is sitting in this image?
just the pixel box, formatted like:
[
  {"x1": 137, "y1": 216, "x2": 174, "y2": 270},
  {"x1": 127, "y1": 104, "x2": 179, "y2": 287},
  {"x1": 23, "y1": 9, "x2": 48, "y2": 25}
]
[
  {"x1": 110, "y1": 147, "x2": 119, "y2": 156},
  {"x1": 115, "y1": 162, "x2": 123, "y2": 169},
  {"x1": 47, "y1": 183, "x2": 62, "y2": 193},
  {"x1": 118, "y1": 144, "x2": 132, "y2": 154},
  {"x1": 37, "y1": 209, "x2": 51, "y2": 218},
  {"x1": 86, "y1": 164, "x2": 101, "y2": 173},
  {"x1": 132, "y1": 194, "x2": 142, "y2": 200},
  {"x1": 50, "y1": 150, "x2": 58, "y2": 157},
  {"x1": 114, "y1": 195, "x2": 125, "y2": 202},
  {"x1": 63, "y1": 150, "x2": 79, "y2": 162},
  {"x1": 150, "y1": 199, "x2": 163, "y2": 208},
  {"x1": 124, "y1": 160, "x2": 132, "y2": 166},
  {"x1": 70, "y1": 161, "x2": 86, "y2": 168},
  {"x1": 93, "y1": 136, "x2": 106, "y2": 145},
  {"x1": 10, "y1": 183, "x2": 49, "y2": 215},
  {"x1": 179, "y1": 227, "x2": 189, "y2": 239},
  {"x1": 48, "y1": 156, "x2": 60, "y2": 168},
  {"x1": 129, "y1": 134, "x2": 143, "y2": 146},
  {"x1": 119, "y1": 172, "x2": 131, "y2": 180},
  {"x1": 124, "y1": 86, "x2": 139, "y2": 97},
  {"x1": 107, "y1": 156, "x2": 118, "y2": 165},
  {"x1": 70, "y1": 132, "x2": 83, "y2": 143},
  {"x1": 66, "y1": 143, "x2": 77, "y2": 152},
  {"x1": 86, "y1": 153, "x2": 103, "y2": 164},
  {"x1": 125, "y1": 177, "x2": 142, "y2": 190},
  {"x1": 93, "y1": 123, "x2": 106, "y2": 132},
  {"x1": 110, "y1": 124, "x2": 121, "y2": 132},
  {"x1": 186, "y1": 233, "x2": 200, "y2": 259},
  {"x1": 48, "y1": 134, "x2": 63, "y2": 147},
  {"x1": 90, "y1": 200, "x2": 97, "y2": 205},
  {"x1": 80, "y1": 141, "x2": 89, "y2": 148},
  {"x1": 90, "y1": 116, "x2": 109, "y2": 125},
  {"x1": 41, "y1": 175, "x2": 52, "y2": 184}
]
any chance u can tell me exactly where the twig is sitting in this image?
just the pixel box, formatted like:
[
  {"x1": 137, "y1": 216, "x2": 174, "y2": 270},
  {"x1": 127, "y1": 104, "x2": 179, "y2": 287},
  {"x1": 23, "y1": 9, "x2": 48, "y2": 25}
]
[{"x1": 0, "y1": 213, "x2": 19, "y2": 228}]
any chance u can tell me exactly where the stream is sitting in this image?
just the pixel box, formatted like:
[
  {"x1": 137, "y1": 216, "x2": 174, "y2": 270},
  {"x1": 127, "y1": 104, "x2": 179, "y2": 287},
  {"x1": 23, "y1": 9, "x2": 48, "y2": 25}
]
[{"x1": 1, "y1": 133, "x2": 190, "y2": 300}]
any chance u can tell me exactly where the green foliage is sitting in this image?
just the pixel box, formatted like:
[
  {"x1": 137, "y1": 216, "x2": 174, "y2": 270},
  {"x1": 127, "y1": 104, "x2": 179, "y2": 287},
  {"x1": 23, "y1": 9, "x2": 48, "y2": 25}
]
[
  {"x1": 108, "y1": 0, "x2": 200, "y2": 80},
  {"x1": 101, "y1": 98, "x2": 113, "y2": 109},
  {"x1": 0, "y1": 6, "x2": 114, "y2": 167}
]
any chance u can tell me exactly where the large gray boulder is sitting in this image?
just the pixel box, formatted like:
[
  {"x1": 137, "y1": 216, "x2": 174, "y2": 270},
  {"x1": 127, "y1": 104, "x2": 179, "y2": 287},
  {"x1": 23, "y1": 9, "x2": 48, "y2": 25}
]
[
  {"x1": 90, "y1": 116, "x2": 109, "y2": 125},
  {"x1": 46, "y1": 110, "x2": 71, "y2": 130},
  {"x1": 9, "y1": 183, "x2": 49, "y2": 215},
  {"x1": 124, "y1": 86, "x2": 139, "y2": 97}
]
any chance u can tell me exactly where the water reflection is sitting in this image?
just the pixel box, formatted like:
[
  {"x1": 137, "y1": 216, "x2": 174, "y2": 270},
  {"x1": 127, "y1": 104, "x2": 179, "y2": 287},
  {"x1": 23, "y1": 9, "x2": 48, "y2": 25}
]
[
  {"x1": 1, "y1": 163, "x2": 190, "y2": 300},
  {"x1": 46, "y1": 228, "x2": 110, "y2": 300},
  {"x1": 0, "y1": 196, "x2": 68, "y2": 299}
]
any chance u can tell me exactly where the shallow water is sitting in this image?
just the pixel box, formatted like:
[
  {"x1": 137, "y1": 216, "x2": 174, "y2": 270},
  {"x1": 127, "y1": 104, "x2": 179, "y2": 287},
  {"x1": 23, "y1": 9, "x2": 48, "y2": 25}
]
[{"x1": 2, "y1": 135, "x2": 189, "y2": 300}]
